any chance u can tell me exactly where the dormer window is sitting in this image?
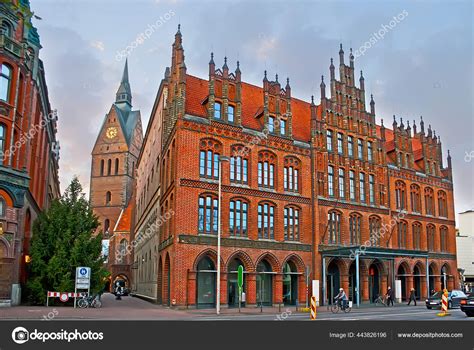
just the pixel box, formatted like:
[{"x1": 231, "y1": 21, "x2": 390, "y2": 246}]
[
  {"x1": 214, "y1": 102, "x2": 222, "y2": 119},
  {"x1": 228, "y1": 105, "x2": 234, "y2": 123},
  {"x1": 268, "y1": 116, "x2": 275, "y2": 133},
  {"x1": 280, "y1": 119, "x2": 286, "y2": 136},
  {"x1": 0, "y1": 21, "x2": 12, "y2": 37}
]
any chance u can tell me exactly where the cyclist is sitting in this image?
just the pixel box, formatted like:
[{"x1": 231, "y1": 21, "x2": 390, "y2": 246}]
[{"x1": 334, "y1": 288, "x2": 348, "y2": 310}]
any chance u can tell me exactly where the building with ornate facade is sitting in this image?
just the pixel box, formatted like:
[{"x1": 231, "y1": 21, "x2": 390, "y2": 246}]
[
  {"x1": 456, "y1": 210, "x2": 474, "y2": 291},
  {"x1": 89, "y1": 60, "x2": 142, "y2": 291},
  {"x1": 132, "y1": 26, "x2": 457, "y2": 308},
  {"x1": 0, "y1": 0, "x2": 61, "y2": 306}
]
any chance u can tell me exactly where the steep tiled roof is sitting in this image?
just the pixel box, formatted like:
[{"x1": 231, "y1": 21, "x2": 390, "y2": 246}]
[
  {"x1": 114, "y1": 202, "x2": 134, "y2": 233},
  {"x1": 186, "y1": 74, "x2": 429, "y2": 157},
  {"x1": 185, "y1": 74, "x2": 312, "y2": 142}
]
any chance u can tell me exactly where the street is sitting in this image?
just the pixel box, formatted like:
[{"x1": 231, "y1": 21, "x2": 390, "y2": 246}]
[{"x1": 0, "y1": 294, "x2": 472, "y2": 321}]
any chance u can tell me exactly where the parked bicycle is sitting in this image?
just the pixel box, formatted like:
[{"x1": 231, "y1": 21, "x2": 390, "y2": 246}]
[
  {"x1": 77, "y1": 294, "x2": 102, "y2": 308},
  {"x1": 331, "y1": 299, "x2": 352, "y2": 313},
  {"x1": 374, "y1": 294, "x2": 387, "y2": 306}
]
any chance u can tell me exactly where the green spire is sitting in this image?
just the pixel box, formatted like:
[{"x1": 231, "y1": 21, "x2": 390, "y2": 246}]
[{"x1": 115, "y1": 59, "x2": 132, "y2": 108}]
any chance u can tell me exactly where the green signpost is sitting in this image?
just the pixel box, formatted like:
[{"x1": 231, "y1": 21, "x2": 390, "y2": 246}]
[{"x1": 238, "y1": 265, "x2": 243, "y2": 312}]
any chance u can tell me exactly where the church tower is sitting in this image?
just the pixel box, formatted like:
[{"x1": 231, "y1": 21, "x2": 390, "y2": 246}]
[{"x1": 90, "y1": 60, "x2": 143, "y2": 240}]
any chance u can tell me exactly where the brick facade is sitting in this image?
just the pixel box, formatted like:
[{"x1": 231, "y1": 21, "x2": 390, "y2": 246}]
[
  {"x1": 132, "y1": 27, "x2": 458, "y2": 308},
  {"x1": 0, "y1": 0, "x2": 61, "y2": 304}
]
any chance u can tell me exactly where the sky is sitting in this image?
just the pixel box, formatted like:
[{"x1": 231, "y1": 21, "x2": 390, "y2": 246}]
[{"x1": 30, "y1": 0, "x2": 473, "y2": 219}]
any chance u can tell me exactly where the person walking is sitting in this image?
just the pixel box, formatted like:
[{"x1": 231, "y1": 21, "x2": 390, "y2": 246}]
[
  {"x1": 386, "y1": 286, "x2": 394, "y2": 306},
  {"x1": 407, "y1": 288, "x2": 417, "y2": 306}
]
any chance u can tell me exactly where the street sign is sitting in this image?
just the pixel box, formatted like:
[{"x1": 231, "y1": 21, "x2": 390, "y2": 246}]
[
  {"x1": 76, "y1": 267, "x2": 91, "y2": 279},
  {"x1": 75, "y1": 267, "x2": 91, "y2": 289},
  {"x1": 237, "y1": 265, "x2": 243, "y2": 288},
  {"x1": 237, "y1": 265, "x2": 244, "y2": 313},
  {"x1": 74, "y1": 267, "x2": 91, "y2": 308}
]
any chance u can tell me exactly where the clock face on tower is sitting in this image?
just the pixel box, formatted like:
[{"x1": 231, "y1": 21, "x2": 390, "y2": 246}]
[{"x1": 106, "y1": 127, "x2": 118, "y2": 139}]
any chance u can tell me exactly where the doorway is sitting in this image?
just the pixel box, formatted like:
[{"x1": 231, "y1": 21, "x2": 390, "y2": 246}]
[
  {"x1": 413, "y1": 265, "x2": 422, "y2": 300},
  {"x1": 397, "y1": 264, "x2": 408, "y2": 301},
  {"x1": 256, "y1": 260, "x2": 273, "y2": 306},
  {"x1": 327, "y1": 260, "x2": 340, "y2": 305},
  {"x1": 227, "y1": 258, "x2": 245, "y2": 308},
  {"x1": 283, "y1": 261, "x2": 298, "y2": 305},
  {"x1": 196, "y1": 256, "x2": 216, "y2": 308},
  {"x1": 368, "y1": 263, "x2": 380, "y2": 302}
]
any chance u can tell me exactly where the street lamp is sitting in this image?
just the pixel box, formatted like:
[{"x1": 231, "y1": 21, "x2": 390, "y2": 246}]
[{"x1": 217, "y1": 155, "x2": 230, "y2": 315}]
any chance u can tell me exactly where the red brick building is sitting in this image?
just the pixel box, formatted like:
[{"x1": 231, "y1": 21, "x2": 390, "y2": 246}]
[
  {"x1": 133, "y1": 27, "x2": 457, "y2": 308},
  {"x1": 0, "y1": 0, "x2": 61, "y2": 305},
  {"x1": 89, "y1": 60, "x2": 142, "y2": 291}
]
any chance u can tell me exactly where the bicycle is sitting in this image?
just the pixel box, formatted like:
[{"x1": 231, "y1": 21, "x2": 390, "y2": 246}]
[
  {"x1": 77, "y1": 294, "x2": 102, "y2": 308},
  {"x1": 331, "y1": 299, "x2": 352, "y2": 313},
  {"x1": 374, "y1": 295, "x2": 387, "y2": 306}
]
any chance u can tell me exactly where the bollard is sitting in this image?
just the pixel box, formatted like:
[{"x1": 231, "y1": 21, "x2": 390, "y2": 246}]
[
  {"x1": 310, "y1": 296, "x2": 317, "y2": 320},
  {"x1": 436, "y1": 289, "x2": 451, "y2": 317}
]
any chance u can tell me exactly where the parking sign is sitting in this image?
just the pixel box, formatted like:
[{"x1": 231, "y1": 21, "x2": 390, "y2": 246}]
[{"x1": 75, "y1": 267, "x2": 91, "y2": 289}]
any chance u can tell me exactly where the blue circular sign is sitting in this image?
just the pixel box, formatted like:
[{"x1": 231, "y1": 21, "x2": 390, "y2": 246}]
[{"x1": 80, "y1": 268, "x2": 87, "y2": 276}]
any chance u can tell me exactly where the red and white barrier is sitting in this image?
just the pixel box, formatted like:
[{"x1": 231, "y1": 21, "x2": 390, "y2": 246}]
[
  {"x1": 436, "y1": 289, "x2": 451, "y2": 317},
  {"x1": 441, "y1": 292, "x2": 448, "y2": 312},
  {"x1": 46, "y1": 291, "x2": 87, "y2": 306}
]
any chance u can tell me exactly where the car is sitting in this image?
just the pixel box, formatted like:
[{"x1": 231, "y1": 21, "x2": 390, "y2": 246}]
[
  {"x1": 460, "y1": 296, "x2": 474, "y2": 317},
  {"x1": 425, "y1": 290, "x2": 467, "y2": 309}
]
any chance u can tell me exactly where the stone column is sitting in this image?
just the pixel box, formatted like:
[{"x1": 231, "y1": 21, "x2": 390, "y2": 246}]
[
  {"x1": 187, "y1": 271, "x2": 196, "y2": 307},
  {"x1": 246, "y1": 273, "x2": 257, "y2": 306},
  {"x1": 298, "y1": 275, "x2": 307, "y2": 306},
  {"x1": 362, "y1": 275, "x2": 369, "y2": 302},
  {"x1": 421, "y1": 277, "x2": 427, "y2": 299},
  {"x1": 434, "y1": 276, "x2": 441, "y2": 292},
  {"x1": 220, "y1": 273, "x2": 228, "y2": 307},
  {"x1": 274, "y1": 273, "x2": 283, "y2": 306},
  {"x1": 448, "y1": 276, "x2": 454, "y2": 291},
  {"x1": 341, "y1": 274, "x2": 350, "y2": 295},
  {"x1": 381, "y1": 275, "x2": 388, "y2": 296},
  {"x1": 406, "y1": 276, "x2": 414, "y2": 302}
]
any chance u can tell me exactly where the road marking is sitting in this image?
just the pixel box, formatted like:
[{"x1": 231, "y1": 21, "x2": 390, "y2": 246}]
[{"x1": 314, "y1": 310, "x2": 466, "y2": 320}]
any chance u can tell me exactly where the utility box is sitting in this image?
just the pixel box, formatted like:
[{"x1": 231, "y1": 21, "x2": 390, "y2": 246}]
[
  {"x1": 395, "y1": 280, "x2": 402, "y2": 303},
  {"x1": 312, "y1": 280, "x2": 320, "y2": 306}
]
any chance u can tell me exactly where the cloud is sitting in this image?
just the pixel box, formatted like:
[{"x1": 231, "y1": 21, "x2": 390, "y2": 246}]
[
  {"x1": 32, "y1": 0, "x2": 473, "y2": 214},
  {"x1": 90, "y1": 40, "x2": 105, "y2": 51},
  {"x1": 35, "y1": 25, "x2": 117, "y2": 195}
]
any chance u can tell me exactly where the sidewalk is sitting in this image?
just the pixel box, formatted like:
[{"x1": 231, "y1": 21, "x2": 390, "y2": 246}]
[{"x1": 181, "y1": 301, "x2": 426, "y2": 316}]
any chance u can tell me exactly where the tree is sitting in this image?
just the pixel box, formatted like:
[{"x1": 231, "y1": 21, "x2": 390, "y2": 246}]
[{"x1": 26, "y1": 177, "x2": 108, "y2": 304}]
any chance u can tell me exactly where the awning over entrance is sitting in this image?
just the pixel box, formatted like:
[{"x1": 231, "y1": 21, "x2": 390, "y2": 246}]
[
  {"x1": 319, "y1": 244, "x2": 429, "y2": 259},
  {"x1": 319, "y1": 245, "x2": 432, "y2": 307}
]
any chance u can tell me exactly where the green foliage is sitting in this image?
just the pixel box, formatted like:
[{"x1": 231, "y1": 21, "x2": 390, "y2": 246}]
[{"x1": 25, "y1": 177, "x2": 109, "y2": 304}]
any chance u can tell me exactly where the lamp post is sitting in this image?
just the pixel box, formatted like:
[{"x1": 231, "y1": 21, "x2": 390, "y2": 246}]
[{"x1": 217, "y1": 155, "x2": 230, "y2": 315}]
